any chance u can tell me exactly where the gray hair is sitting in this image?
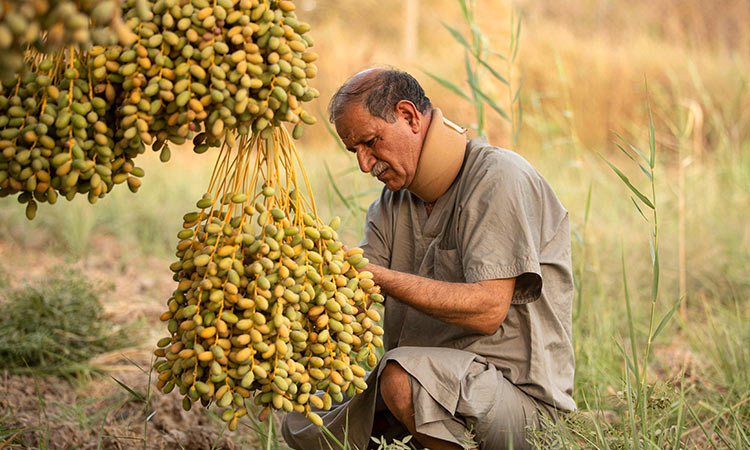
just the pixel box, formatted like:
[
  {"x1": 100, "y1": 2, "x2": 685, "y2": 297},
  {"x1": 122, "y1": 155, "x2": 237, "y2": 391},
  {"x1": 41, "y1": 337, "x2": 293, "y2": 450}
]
[{"x1": 328, "y1": 69, "x2": 432, "y2": 124}]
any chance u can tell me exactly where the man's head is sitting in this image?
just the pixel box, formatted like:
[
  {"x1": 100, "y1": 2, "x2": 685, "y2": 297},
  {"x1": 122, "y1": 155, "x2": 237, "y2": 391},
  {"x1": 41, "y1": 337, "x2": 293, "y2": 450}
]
[{"x1": 328, "y1": 68, "x2": 433, "y2": 192}]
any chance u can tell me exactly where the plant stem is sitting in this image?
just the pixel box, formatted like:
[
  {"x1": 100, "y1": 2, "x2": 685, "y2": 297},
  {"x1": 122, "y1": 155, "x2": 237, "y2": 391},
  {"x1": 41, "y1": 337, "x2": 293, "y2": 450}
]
[
  {"x1": 266, "y1": 411, "x2": 274, "y2": 450},
  {"x1": 639, "y1": 109, "x2": 660, "y2": 437}
]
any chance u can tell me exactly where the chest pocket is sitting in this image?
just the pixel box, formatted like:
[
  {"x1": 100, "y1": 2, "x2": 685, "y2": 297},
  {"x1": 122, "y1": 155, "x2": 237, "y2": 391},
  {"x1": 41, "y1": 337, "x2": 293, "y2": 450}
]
[{"x1": 433, "y1": 247, "x2": 464, "y2": 283}]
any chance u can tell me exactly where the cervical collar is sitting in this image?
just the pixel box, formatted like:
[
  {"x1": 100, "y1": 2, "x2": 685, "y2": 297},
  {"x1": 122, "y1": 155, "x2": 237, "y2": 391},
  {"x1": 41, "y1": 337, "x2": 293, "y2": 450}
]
[{"x1": 407, "y1": 108, "x2": 468, "y2": 203}]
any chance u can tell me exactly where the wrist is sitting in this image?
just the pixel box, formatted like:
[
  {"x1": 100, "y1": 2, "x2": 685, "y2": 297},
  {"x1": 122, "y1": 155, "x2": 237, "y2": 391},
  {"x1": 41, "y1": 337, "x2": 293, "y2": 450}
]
[{"x1": 364, "y1": 263, "x2": 388, "y2": 288}]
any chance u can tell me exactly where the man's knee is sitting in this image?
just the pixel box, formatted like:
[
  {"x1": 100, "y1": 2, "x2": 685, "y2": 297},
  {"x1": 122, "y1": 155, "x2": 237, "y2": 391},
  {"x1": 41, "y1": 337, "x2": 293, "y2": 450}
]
[{"x1": 379, "y1": 361, "x2": 413, "y2": 421}]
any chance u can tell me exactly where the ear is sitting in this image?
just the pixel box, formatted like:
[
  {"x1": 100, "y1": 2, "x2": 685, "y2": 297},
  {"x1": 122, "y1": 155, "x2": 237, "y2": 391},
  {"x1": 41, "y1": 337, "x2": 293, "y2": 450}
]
[{"x1": 394, "y1": 100, "x2": 421, "y2": 133}]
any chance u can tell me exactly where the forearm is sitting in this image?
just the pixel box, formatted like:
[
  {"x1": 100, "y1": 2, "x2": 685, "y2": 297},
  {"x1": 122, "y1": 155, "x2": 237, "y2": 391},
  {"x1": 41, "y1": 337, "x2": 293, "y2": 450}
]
[{"x1": 366, "y1": 264, "x2": 514, "y2": 335}]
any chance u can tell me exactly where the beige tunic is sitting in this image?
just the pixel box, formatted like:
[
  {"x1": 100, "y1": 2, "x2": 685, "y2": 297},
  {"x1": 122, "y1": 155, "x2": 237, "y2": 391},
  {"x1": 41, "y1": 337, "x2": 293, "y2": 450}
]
[{"x1": 282, "y1": 138, "x2": 575, "y2": 449}]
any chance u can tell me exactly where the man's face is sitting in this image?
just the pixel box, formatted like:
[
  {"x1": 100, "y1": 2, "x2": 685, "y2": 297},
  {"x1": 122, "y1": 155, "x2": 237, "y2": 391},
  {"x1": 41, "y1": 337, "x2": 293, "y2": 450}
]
[{"x1": 335, "y1": 102, "x2": 422, "y2": 192}]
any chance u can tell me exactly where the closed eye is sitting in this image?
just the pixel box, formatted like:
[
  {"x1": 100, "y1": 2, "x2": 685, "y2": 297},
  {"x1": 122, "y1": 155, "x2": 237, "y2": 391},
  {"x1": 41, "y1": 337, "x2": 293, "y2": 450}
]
[{"x1": 347, "y1": 137, "x2": 377, "y2": 154}]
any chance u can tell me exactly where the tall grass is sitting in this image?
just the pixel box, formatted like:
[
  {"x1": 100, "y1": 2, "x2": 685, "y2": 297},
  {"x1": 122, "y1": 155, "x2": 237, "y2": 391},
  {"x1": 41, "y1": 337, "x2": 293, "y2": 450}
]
[
  {"x1": 422, "y1": 0, "x2": 523, "y2": 143},
  {"x1": 533, "y1": 96, "x2": 683, "y2": 449}
]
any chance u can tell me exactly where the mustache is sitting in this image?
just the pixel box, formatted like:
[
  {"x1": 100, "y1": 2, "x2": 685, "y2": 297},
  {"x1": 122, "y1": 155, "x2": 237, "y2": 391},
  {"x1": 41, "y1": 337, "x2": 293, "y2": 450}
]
[{"x1": 370, "y1": 161, "x2": 389, "y2": 177}]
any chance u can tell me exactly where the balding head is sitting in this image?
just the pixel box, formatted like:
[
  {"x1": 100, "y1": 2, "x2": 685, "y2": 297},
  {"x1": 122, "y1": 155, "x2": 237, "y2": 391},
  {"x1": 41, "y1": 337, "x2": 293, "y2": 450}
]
[
  {"x1": 328, "y1": 68, "x2": 432, "y2": 124},
  {"x1": 347, "y1": 67, "x2": 385, "y2": 86}
]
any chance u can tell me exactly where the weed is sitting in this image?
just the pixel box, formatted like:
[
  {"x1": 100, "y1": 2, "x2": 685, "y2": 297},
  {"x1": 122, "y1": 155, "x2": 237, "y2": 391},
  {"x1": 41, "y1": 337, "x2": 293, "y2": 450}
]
[{"x1": 0, "y1": 268, "x2": 132, "y2": 376}]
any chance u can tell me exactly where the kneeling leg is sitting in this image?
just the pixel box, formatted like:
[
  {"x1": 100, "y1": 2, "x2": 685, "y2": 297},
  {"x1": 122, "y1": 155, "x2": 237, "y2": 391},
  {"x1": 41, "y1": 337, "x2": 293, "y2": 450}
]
[{"x1": 379, "y1": 361, "x2": 466, "y2": 450}]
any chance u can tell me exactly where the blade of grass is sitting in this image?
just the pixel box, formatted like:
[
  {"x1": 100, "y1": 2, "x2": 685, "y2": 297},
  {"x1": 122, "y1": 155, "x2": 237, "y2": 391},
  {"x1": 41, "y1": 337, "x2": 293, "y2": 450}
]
[
  {"x1": 621, "y1": 244, "x2": 640, "y2": 388},
  {"x1": 422, "y1": 70, "x2": 473, "y2": 103},
  {"x1": 727, "y1": 408, "x2": 749, "y2": 445},
  {"x1": 110, "y1": 377, "x2": 146, "y2": 403},
  {"x1": 573, "y1": 183, "x2": 592, "y2": 321},
  {"x1": 318, "y1": 107, "x2": 348, "y2": 153},
  {"x1": 686, "y1": 403, "x2": 719, "y2": 450},
  {"x1": 672, "y1": 373, "x2": 686, "y2": 450},
  {"x1": 1, "y1": 428, "x2": 29, "y2": 449},
  {"x1": 142, "y1": 355, "x2": 155, "y2": 450},
  {"x1": 475, "y1": 56, "x2": 509, "y2": 85},
  {"x1": 713, "y1": 427, "x2": 734, "y2": 449},
  {"x1": 685, "y1": 395, "x2": 750, "y2": 436},
  {"x1": 631, "y1": 197, "x2": 649, "y2": 222},
  {"x1": 485, "y1": 47, "x2": 508, "y2": 61},
  {"x1": 652, "y1": 297, "x2": 683, "y2": 341},
  {"x1": 624, "y1": 355, "x2": 638, "y2": 450},
  {"x1": 120, "y1": 353, "x2": 147, "y2": 374},
  {"x1": 615, "y1": 142, "x2": 652, "y2": 180},
  {"x1": 600, "y1": 156, "x2": 655, "y2": 209},
  {"x1": 456, "y1": 0, "x2": 469, "y2": 22},
  {"x1": 324, "y1": 163, "x2": 367, "y2": 214},
  {"x1": 342, "y1": 414, "x2": 352, "y2": 450},
  {"x1": 513, "y1": 75, "x2": 524, "y2": 104},
  {"x1": 95, "y1": 409, "x2": 107, "y2": 450},
  {"x1": 464, "y1": 51, "x2": 482, "y2": 119},
  {"x1": 615, "y1": 340, "x2": 639, "y2": 385},
  {"x1": 440, "y1": 20, "x2": 471, "y2": 50},
  {"x1": 467, "y1": 78, "x2": 511, "y2": 122},
  {"x1": 647, "y1": 86, "x2": 656, "y2": 168},
  {"x1": 344, "y1": 187, "x2": 383, "y2": 200},
  {"x1": 581, "y1": 391, "x2": 612, "y2": 450},
  {"x1": 320, "y1": 424, "x2": 347, "y2": 449},
  {"x1": 469, "y1": 22, "x2": 482, "y2": 55},
  {"x1": 613, "y1": 131, "x2": 651, "y2": 167},
  {"x1": 651, "y1": 250, "x2": 660, "y2": 303},
  {"x1": 511, "y1": 11, "x2": 522, "y2": 62}
]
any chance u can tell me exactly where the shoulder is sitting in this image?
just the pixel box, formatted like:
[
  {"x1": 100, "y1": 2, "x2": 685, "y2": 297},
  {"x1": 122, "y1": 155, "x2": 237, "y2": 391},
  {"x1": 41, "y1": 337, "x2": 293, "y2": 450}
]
[{"x1": 459, "y1": 138, "x2": 548, "y2": 197}]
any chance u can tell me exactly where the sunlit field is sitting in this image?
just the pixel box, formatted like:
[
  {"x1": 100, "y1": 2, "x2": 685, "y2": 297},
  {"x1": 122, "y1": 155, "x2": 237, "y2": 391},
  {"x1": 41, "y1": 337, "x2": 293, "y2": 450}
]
[{"x1": 1, "y1": 0, "x2": 747, "y2": 448}]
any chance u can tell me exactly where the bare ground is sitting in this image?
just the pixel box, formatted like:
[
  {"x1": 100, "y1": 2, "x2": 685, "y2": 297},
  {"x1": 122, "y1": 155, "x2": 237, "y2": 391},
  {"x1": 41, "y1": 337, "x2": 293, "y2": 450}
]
[{"x1": 0, "y1": 236, "x2": 276, "y2": 449}]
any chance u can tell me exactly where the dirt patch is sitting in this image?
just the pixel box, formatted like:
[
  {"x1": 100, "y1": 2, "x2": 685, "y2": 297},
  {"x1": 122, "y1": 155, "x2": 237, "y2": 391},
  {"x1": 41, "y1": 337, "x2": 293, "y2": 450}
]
[
  {"x1": 0, "y1": 370, "x2": 242, "y2": 449},
  {"x1": 0, "y1": 236, "x2": 275, "y2": 449}
]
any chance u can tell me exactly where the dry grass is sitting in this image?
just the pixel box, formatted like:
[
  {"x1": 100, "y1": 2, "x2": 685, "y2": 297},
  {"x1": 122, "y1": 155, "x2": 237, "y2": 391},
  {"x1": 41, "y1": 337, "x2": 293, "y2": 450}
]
[{"x1": 291, "y1": 0, "x2": 749, "y2": 156}]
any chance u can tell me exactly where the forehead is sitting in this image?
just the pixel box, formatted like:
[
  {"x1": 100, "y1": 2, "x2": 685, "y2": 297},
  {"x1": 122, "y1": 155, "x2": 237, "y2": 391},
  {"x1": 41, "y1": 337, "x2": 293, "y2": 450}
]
[{"x1": 334, "y1": 103, "x2": 384, "y2": 143}]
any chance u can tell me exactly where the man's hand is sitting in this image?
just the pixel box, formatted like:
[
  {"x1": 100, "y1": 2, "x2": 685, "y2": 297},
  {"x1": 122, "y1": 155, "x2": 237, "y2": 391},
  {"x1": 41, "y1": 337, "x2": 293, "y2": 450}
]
[{"x1": 365, "y1": 263, "x2": 515, "y2": 335}]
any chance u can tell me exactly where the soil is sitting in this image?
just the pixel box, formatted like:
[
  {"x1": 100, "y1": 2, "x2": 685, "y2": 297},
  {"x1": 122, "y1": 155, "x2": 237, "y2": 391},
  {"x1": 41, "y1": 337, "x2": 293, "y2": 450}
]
[
  {"x1": 0, "y1": 235, "x2": 282, "y2": 450},
  {"x1": 0, "y1": 369, "x2": 248, "y2": 449}
]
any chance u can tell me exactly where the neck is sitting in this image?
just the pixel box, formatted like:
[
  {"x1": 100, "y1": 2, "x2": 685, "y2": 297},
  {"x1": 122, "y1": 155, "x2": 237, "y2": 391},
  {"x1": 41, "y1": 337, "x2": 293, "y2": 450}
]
[{"x1": 407, "y1": 108, "x2": 468, "y2": 203}]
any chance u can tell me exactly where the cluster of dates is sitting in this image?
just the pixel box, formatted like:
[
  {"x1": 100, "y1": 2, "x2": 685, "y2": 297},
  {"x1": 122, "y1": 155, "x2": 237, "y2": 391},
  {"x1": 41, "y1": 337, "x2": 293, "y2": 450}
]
[
  {"x1": 155, "y1": 186, "x2": 383, "y2": 429},
  {"x1": 0, "y1": 0, "x2": 318, "y2": 219}
]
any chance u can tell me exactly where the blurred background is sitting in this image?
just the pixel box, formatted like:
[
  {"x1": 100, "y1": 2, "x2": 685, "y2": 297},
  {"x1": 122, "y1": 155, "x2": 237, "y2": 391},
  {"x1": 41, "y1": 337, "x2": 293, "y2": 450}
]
[{"x1": 0, "y1": 0, "x2": 748, "y2": 448}]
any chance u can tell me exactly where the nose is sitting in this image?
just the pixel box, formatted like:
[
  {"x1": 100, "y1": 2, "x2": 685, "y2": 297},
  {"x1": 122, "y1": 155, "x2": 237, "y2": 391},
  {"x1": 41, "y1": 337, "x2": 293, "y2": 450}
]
[{"x1": 356, "y1": 146, "x2": 376, "y2": 173}]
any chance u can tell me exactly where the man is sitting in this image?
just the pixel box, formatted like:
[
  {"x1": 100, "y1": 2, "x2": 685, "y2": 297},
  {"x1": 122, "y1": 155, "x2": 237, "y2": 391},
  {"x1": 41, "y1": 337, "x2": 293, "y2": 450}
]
[{"x1": 282, "y1": 68, "x2": 575, "y2": 450}]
